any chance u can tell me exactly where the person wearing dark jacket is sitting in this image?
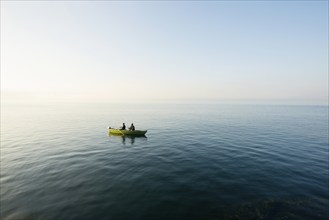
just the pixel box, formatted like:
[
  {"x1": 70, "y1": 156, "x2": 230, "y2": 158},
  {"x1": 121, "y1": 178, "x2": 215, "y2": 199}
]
[
  {"x1": 129, "y1": 123, "x2": 135, "y2": 131},
  {"x1": 120, "y1": 123, "x2": 126, "y2": 130}
]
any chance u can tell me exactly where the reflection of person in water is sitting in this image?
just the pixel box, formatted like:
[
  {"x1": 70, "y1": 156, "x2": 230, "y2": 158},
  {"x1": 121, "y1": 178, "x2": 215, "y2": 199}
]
[{"x1": 120, "y1": 136, "x2": 135, "y2": 145}]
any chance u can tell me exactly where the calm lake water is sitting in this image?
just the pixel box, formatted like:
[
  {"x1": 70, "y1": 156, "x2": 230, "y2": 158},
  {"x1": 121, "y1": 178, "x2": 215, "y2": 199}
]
[{"x1": 1, "y1": 102, "x2": 328, "y2": 220}]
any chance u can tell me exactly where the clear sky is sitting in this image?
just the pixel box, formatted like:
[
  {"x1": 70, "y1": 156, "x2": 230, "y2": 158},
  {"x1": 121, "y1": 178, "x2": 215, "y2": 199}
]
[{"x1": 1, "y1": 1, "x2": 328, "y2": 104}]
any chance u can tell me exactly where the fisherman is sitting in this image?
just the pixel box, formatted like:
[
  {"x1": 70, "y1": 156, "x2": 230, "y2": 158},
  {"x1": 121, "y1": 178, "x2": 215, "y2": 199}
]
[
  {"x1": 120, "y1": 123, "x2": 126, "y2": 130},
  {"x1": 129, "y1": 123, "x2": 135, "y2": 131}
]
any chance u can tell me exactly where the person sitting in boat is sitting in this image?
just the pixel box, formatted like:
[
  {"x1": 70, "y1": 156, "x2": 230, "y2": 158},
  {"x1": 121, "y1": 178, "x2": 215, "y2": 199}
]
[
  {"x1": 129, "y1": 123, "x2": 135, "y2": 131},
  {"x1": 120, "y1": 123, "x2": 126, "y2": 130}
]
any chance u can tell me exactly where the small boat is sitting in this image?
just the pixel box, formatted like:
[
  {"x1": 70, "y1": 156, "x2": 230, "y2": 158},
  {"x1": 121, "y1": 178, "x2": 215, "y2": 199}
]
[{"x1": 109, "y1": 128, "x2": 147, "y2": 136}]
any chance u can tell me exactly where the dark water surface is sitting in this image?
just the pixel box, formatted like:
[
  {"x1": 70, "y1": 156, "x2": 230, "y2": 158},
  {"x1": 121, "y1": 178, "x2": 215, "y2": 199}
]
[{"x1": 1, "y1": 103, "x2": 328, "y2": 220}]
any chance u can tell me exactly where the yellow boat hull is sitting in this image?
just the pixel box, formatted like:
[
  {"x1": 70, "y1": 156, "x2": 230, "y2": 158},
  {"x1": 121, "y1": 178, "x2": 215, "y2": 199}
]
[{"x1": 109, "y1": 128, "x2": 147, "y2": 136}]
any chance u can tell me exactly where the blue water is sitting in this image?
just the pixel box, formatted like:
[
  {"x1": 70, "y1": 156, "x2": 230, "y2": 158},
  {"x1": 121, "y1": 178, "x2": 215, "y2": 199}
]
[{"x1": 1, "y1": 103, "x2": 328, "y2": 220}]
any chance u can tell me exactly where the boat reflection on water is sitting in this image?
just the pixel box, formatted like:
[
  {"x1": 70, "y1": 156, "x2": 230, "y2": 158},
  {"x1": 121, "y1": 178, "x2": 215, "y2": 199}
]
[{"x1": 109, "y1": 134, "x2": 147, "y2": 145}]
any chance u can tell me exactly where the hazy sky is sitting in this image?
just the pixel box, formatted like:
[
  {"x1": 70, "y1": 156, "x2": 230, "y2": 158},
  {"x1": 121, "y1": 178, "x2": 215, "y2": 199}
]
[{"x1": 1, "y1": 1, "x2": 328, "y2": 103}]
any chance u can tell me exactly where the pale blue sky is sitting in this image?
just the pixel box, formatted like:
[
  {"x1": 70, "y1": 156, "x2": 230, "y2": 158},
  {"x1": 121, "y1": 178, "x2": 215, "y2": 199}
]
[{"x1": 1, "y1": 1, "x2": 328, "y2": 104}]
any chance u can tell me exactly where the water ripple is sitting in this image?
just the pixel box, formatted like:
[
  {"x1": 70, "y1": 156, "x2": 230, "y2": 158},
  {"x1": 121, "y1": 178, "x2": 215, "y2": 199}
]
[{"x1": 1, "y1": 103, "x2": 328, "y2": 220}]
